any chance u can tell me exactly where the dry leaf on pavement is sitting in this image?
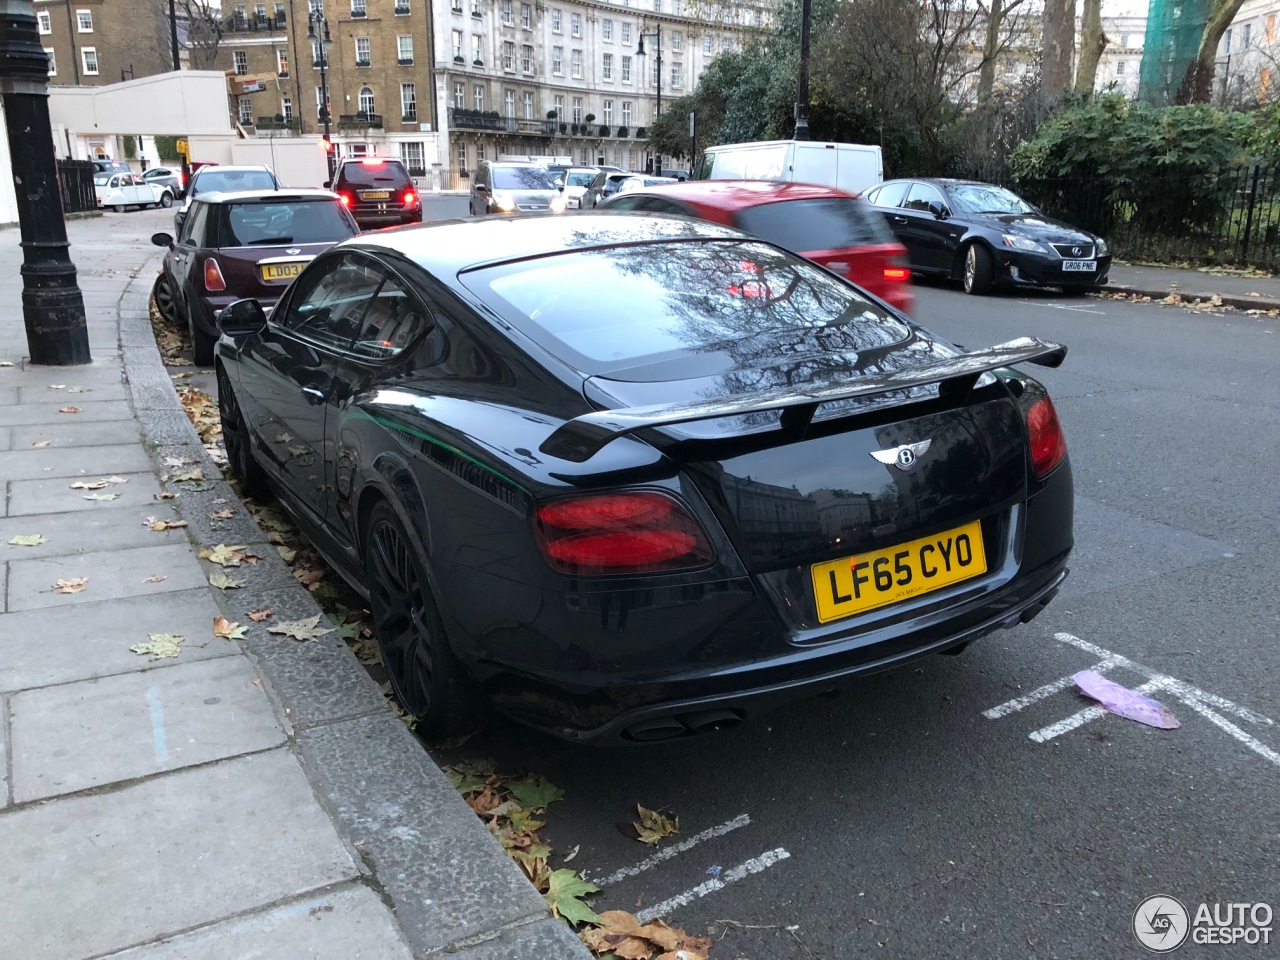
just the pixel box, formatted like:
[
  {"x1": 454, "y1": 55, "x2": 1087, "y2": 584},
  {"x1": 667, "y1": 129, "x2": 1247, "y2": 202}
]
[
  {"x1": 145, "y1": 517, "x2": 189, "y2": 532},
  {"x1": 53, "y1": 577, "x2": 89, "y2": 594},
  {"x1": 130, "y1": 633, "x2": 184, "y2": 660},
  {"x1": 267, "y1": 615, "x2": 334, "y2": 641},
  {"x1": 209, "y1": 509, "x2": 235, "y2": 520},
  {"x1": 8, "y1": 534, "x2": 47, "y2": 547},
  {"x1": 247, "y1": 608, "x2": 273, "y2": 621},
  {"x1": 633, "y1": 805, "x2": 679, "y2": 846},
  {"x1": 198, "y1": 543, "x2": 250, "y2": 567},
  {"x1": 142, "y1": 575, "x2": 167, "y2": 583},
  {"x1": 163, "y1": 456, "x2": 197, "y2": 468},
  {"x1": 70, "y1": 479, "x2": 109, "y2": 490},
  {"x1": 169, "y1": 468, "x2": 204, "y2": 482},
  {"x1": 213, "y1": 616, "x2": 247, "y2": 640},
  {"x1": 58, "y1": 406, "x2": 80, "y2": 414},
  {"x1": 67, "y1": 386, "x2": 91, "y2": 394},
  {"x1": 83, "y1": 493, "x2": 119, "y2": 501},
  {"x1": 47, "y1": 384, "x2": 65, "y2": 390},
  {"x1": 31, "y1": 440, "x2": 49, "y2": 448},
  {"x1": 208, "y1": 572, "x2": 245, "y2": 590},
  {"x1": 153, "y1": 491, "x2": 177, "y2": 500}
]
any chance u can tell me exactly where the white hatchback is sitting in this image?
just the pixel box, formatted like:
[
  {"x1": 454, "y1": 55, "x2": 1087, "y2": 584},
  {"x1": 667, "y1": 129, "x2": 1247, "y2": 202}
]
[{"x1": 94, "y1": 172, "x2": 175, "y2": 212}]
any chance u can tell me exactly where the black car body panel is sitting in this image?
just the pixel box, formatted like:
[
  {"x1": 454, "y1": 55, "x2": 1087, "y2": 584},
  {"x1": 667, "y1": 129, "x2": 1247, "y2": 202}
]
[{"x1": 217, "y1": 215, "x2": 1074, "y2": 742}]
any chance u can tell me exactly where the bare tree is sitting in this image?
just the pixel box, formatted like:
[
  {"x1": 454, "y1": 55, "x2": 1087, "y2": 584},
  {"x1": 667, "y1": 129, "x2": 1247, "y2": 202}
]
[
  {"x1": 1040, "y1": 0, "x2": 1076, "y2": 101},
  {"x1": 976, "y1": 0, "x2": 1032, "y2": 104},
  {"x1": 1073, "y1": 0, "x2": 1107, "y2": 94},
  {"x1": 1177, "y1": 0, "x2": 1248, "y2": 103},
  {"x1": 154, "y1": 0, "x2": 226, "y2": 71}
]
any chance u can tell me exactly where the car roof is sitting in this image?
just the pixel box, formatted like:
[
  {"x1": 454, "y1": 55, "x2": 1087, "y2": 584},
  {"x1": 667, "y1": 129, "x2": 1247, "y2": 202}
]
[
  {"x1": 488, "y1": 160, "x2": 546, "y2": 168},
  {"x1": 190, "y1": 188, "x2": 341, "y2": 205},
  {"x1": 341, "y1": 213, "x2": 746, "y2": 276},
  {"x1": 617, "y1": 179, "x2": 858, "y2": 210},
  {"x1": 338, "y1": 157, "x2": 407, "y2": 166}
]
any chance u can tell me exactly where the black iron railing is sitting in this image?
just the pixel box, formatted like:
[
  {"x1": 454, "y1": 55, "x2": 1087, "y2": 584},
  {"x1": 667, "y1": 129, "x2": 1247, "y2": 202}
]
[{"x1": 56, "y1": 159, "x2": 96, "y2": 214}]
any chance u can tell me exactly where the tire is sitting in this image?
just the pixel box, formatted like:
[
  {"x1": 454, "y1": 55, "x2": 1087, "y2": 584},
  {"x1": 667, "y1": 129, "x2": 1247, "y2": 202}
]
[
  {"x1": 160, "y1": 191, "x2": 174, "y2": 208},
  {"x1": 187, "y1": 298, "x2": 217, "y2": 367},
  {"x1": 151, "y1": 273, "x2": 180, "y2": 325},
  {"x1": 962, "y1": 243, "x2": 994, "y2": 295},
  {"x1": 114, "y1": 204, "x2": 126, "y2": 213},
  {"x1": 363, "y1": 499, "x2": 481, "y2": 736},
  {"x1": 216, "y1": 366, "x2": 270, "y2": 500}
]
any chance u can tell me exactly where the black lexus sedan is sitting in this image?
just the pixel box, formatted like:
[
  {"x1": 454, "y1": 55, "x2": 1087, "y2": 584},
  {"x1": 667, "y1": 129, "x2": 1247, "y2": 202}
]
[
  {"x1": 862, "y1": 179, "x2": 1111, "y2": 296},
  {"x1": 214, "y1": 215, "x2": 1074, "y2": 743}
]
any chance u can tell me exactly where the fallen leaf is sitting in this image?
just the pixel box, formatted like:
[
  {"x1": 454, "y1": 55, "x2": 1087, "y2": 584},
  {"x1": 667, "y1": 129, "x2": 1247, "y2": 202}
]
[
  {"x1": 563, "y1": 844, "x2": 580, "y2": 864},
  {"x1": 294, "y1": 566, "x2": 325, "y2": 587},
  {"x1": 31, "y1": 440, "x2": 50, "y2": 448},
  {"x1": 70, "y1": 480, "x2": 109, "y2": 490},
  {"x1": 102, "y1": 476, "x2": 128, "y2": 484},
  {"x1": 153, "y1": 491, "x2": 178, "y2": 500},
  {"x1": 247, "y1": 608, "x2": 273, "y2": 621},
  {"x1": 170, "y1": 371, "x2": 193, "y2": 380},
  {"x1": 633, "y1": 805, "x2": 679, "y2": 846},
  {"x1": 83, "y1": 492, "x2": 119, "y2": 501},
  {"x1": 53, "y1": 577, "x2": 89, "y2": 594},
  {"x1": 276, "y1": 545, "x2": 298, "y2": 564},
  {"x1": 58, "y1": 405, "x2": 80, "y2": 414},
  {"x1": 209, "y1": 509, "x2": 235, "y2": 520},
  {"x1": 130, "y1": 633, "x2": 184, "y2": 660},
  {"x1": 213, "y1": 616, "x2": 247, "y2": 640},
  {"x1": 267, "y1": 615, "x2": 334, "y2": 641},
  {"x1": 509, "y1": 776, "x2": 566, "y2": 811},
  {"x1": 67, "y1": 386, "x2": 91, "y2": 394},
  {"x1": 544, "y1": 869, "x2": 602, "y2": 926},
  {"x1": 163, "y1": 456, "x2": 197, "y2": 468},
  {"x1": 47, "y1": 384, "x2": 66, "y2": 390},
  {"x1": 199, "y1": 543, "x2": 249, "y2": 567},
  {"x1": 287, "y1": 445, "x2": 309, "y2": 457},
  {"x1": 142, "y1": 575, "x2": 167, "y2": 583},
  {"x1": 252, "y1": 678, "x2": 262, "y2": 685},
  {"x1": 0, "y1": 360, "x2": 14, "y2": 367},
  {"x1": 208, "y1": 572, "x2": 246, "y2": 590},
  {"x1": 8, "y1": 534, "x2": 47, "y2": 546},
  {"x1": 170, "y1": 468, "x2": 204, "y2": 482},
  {"x1": 211, "y1": 498, "x2": 228, "y2": 505},
  {"x1": 145, "y1": 517, "x2": 188, "y2": 531}
]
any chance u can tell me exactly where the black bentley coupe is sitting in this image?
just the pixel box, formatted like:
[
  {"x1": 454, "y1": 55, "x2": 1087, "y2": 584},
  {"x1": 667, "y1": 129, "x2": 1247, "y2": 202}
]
[{"x1": 215, "y1": 215, "x2": 1074, "y2": 742}]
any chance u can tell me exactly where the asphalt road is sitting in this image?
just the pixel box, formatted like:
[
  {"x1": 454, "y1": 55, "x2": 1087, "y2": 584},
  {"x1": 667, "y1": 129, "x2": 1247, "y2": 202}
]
[{"x1": 429, "y1": 276, "x2": 1280, "y2": 959}]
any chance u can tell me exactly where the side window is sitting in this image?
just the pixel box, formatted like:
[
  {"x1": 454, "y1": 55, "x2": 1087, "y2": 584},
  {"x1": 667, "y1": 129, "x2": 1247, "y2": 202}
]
[
  {"x1": 867, "y1": 181, "x2": 909, "y2": 208},
  {"x1": 109, "y1": 175, "x2": 121, "y2": 188},
  {"x1": 351, "y1": 273, "x2": 433, "y2": 360},
  {"x1": 644, "y1": 198, "x2": 689, "y2": 215},
  {"x1": 282, "y1": 256, "x2": 384, "y2": 350},
  {"x1": 903, "y1": 183, "x2": 945, "y2": 212},
  {"x1": 606, "y1": 195, "x2": 641, "y2": 211},
  {"x1": 182, "y1": 203, "x2": 210, "y2": 246}
]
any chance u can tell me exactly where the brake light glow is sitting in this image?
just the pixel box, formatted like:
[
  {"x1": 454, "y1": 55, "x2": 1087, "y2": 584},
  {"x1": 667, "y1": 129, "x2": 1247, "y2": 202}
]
[
  {"x1": 883, "y1": 266, "x2": 910, "y2": 281},
  {"x1": 1026, "y1": 395, "x2": 1067, "y2": 478},
  {"x1": 338, "y1": 193, "x2": 351, "y2": 206},
  {"x1": 402, "y1": 190, "x2": 416, "y2": 205},
  {"x1": 533, "y1": 491, "x2": 714, "y2": 575},
  {"x1": 360, "y1": 158, "x2": 385, "y2": 166},
  {"x1": 203, "y1": 258, "x2": 226, "y2": 292}
]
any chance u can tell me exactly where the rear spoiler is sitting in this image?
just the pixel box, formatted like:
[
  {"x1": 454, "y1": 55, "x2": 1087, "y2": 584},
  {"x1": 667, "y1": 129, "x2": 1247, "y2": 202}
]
[{"x1": 539, "y1": 337, "x2": 1066, "y2": 462}]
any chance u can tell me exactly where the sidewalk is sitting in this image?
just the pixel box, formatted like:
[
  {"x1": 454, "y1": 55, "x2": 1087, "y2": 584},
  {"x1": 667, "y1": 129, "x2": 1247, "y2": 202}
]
[
  {"x1": 0, "y1": 213, "x2": 586, "y2": 960},
  {"x1": 1107, "y1": 263, "x2": 1280, "y2": 311}
]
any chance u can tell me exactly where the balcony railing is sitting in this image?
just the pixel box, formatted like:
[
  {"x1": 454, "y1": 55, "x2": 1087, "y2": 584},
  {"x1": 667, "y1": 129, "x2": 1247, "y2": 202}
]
[
  {"x1": 255, "y1": 116, "x2": 301, "y2": 133},
  {"x1": 223, "y1": 15, "x2": 285, "y2": 33},
  {"x1": 448, "y1": 108, "x2": 558, "y2": 136},
  {"x1": 338, "y1": 112, "x2": 383, "y2": 129}
]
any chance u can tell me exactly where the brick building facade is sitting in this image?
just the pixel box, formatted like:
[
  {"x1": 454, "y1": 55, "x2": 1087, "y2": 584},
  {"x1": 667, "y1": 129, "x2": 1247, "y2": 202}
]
[{"x1": 36, "y1": 0, "x2": 177, "y2": 86}]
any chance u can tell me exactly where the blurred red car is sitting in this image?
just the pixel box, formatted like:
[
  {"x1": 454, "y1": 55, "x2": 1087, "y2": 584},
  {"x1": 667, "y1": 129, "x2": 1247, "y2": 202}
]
[{"x1": 601, "y1": 180, "x2": 915, "y2": 314}]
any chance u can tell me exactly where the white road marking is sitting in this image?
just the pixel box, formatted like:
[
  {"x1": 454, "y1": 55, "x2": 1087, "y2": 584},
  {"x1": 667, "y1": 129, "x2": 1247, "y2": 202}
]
[
  {"x1": 1028, "y1": 678, "x2": 1164, "y2": 742},
  {"x1": 591, "y1": 814, "x2": 751, "y2": 887},
  {"x1": 1018, "y1": 299, "x2": 1106, "y2": 315},
  {"x1": 1177, "y1": 694, "x2": 1280, "y2": 770},
  {"x1": 983, "y1": 657, "x2": 1116, "y2": 718},
  {"x1": 635, "y1": 847, "x2": 791, "y2": 924}
]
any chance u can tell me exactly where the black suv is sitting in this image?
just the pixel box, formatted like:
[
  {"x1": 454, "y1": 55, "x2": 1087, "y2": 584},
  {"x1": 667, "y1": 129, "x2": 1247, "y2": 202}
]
[{"x1": 328, "y1": 158, "x2": 422, "y2": 229}]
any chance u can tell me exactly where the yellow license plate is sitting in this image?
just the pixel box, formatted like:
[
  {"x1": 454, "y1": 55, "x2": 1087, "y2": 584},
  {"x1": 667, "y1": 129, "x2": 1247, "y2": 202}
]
[
  {"x1": 810, "y1": 520, "x2": 987, "y2": 624},
  {"x1": 260, "y1": 261, "x2": 305, "y2": 282},
  {"x1": 360, "y1": 190, "x2": 390, "y2": 200}
]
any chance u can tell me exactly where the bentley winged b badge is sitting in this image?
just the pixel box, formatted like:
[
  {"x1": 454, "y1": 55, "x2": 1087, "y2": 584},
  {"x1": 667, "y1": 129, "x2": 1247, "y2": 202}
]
[{"x1": 870, "y1": 439, "x2": 932, "y2": 471}]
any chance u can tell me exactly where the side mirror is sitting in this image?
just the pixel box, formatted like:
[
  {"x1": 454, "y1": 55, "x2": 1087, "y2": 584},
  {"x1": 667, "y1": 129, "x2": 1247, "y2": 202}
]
[
  {"x1": 151, "y1": 232, "x2": 174, "y2": 249},
  {"x1": 322, "y1": 180, "x2": 332, "y2": 189},
  {"x1": 558, "y1": 183, "x2": 565, "y2": 192},
  {"x1": 219, "y1": 299, "x2": 267, "y2": 339},
  {"x1": 475, "y1": 184, "x2": 489, "y2": 194},
  {"x1": 928, "y1": 200, "x2": 948, "y2": 220}
]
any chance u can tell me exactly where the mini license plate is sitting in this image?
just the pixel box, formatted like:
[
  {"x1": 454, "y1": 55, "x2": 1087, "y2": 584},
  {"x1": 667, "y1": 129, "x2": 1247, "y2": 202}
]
[
  {"x1": 360, "y1": 190, "x2": 391, "y2": 200},
  {"x1": 1062, "y1": 259, "x2": 1097, "y2": 272},
  {"x1": 259, "y1": 261, "x2": 305, "y2": 282},
  {"x1": 810, "y1": 520, "x2": 987, "y2": 624}
]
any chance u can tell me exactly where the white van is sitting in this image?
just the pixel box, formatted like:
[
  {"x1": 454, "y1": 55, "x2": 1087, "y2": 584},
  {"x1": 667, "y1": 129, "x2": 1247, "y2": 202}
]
[{"x1": 694, "y1": 140, "x2": 883, "y2": 195}]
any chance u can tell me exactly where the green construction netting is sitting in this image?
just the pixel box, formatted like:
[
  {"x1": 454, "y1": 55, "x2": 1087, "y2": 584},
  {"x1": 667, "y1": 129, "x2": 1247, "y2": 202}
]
[{"x1": 1139, "y1": 0, "x2": 1213, "y2": 104}]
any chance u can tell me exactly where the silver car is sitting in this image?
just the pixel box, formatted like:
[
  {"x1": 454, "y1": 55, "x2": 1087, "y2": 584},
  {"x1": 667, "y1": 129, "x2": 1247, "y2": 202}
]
[{"x1": 469, "y1": 161, "x2": 567, "y2": 216}]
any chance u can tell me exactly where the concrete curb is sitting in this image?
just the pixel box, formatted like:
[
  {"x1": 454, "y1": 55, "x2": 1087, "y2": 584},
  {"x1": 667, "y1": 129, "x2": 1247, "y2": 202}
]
[
  {"x1": 1106, "y1": 283, "x2": 1280, "y2": 313},
  {"x1": 116, "y1": 262, "x2": 590, "y2": 958}
]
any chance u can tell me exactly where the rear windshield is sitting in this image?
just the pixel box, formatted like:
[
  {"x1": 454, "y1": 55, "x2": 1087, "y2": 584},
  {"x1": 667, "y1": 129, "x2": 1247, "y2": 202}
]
[
  {"x1": 566, "y1": 171, "x2": 597, "y2": 187},
  {"x1": 491, "y1": 166, "x2": 557, "y2": 190},
  {"x1": 192, "y1": 170, "x2": 276, "y2": 195},
  {"x1": 464, "y1": 239, "x2": 907, "y2": 375},
  {"x1": 336, "y1": 160, "x2": 412, "y2": 187},
  {"x1": 735, "y1": 198, "x2": 892, "y2": 252},
  {"x1": 218, "y1": 200, "x2": 358, "y2": 247}
]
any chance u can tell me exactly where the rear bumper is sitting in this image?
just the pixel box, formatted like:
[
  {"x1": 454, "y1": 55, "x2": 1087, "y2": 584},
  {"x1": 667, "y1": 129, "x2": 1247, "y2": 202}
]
[{"x1": 351, "y1": 206, "x2": 422, "y2": 229}]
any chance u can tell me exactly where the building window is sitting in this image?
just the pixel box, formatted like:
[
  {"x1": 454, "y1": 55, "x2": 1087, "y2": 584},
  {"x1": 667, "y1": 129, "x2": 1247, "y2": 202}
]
[
  {"x1": 37, "y1": 11, "x2": 51, "y2": 34},
  {"x1": 473, "y1": 83, "x2": 484, "y2": 109},
  {"x1": 355, "y1": 36, "x2": 371, "y2": 66},
  {"x1": 234, "y1": 2, "x2": 248, "y2": 25},
  {"x1": 457, "y1": 140, "x2": 467, "y2": 172},
  {"x1": 503, "y1": 40, "x2": 514, "y2": 70},
  {"x1": 621, "y1": 55, "x2": 632, "y2": 82},
  {"x1": 401, "y1": 82, "x2": 417, "y2": 119},
  {"x1": 1120, "y1": 33, "x2": 1130, "y2": 47},
  {"x1": 672, "y1": 62, "x2": 682, "y2": 87},
  {"x1": 477, "y1": 142, "x2": 485, "y2": 160},
  {"x1": 81, "y1": 47, "x2": 99, "y2": 75},
  {"x1": 653, "y1": 0, "x2": 660, "y2": 10},
  {"x1": 398, "y1": 35, "x2": 413, "y2": 62},
  {"x1": 703, "y1": 35, "x2": 712, "y2": 53},
  {"x1": 554, "y1": 94, "x2": 563, "y2": 117},
  {"x1": 254, "y1": 3, "x2": 267, "y2": 23},
  {"x1": 523, "y1": 90, "x2": 534, "y2": 118},
  {"x1": 76, "y1": 9, "x2": 93, "y2": 32},
  {"x1": 351, "y1": 0, "x2": 366, "y2": 16},
  {"x1": 553, "y1": 46, "x2": 563, "y2": 74},
  {"x1": 316, "y1": 85, "x2": 330, "y2": 118},
  {"x1": 501, "y1": 0, "x2": 512, "y2": 23},
  {"x1": 672, "y1": 30, "x2": 682, "y2": 50},
  {"x1": 522, "y1": 43, "x2": 533, "y2": 72},
  {"x1": 672, "y1": 0, "x2": 681, "y2": 14},
  {"x1": 552, "y1": 8, "x2": 561, "y2": 31},
  {"x1": 281, "y1": 96, "x2": 293, "y2": 120},
  {"x1": 233, "y1": 50, "x2": 248, "y2": 74},
  {"x1": 580, "y1": 146, "x2": 590, "y2": 164},
  {"x1": 521, "y1": 2, "x2": 531, "y2": 27},
  {"x1": 621, "y1": 100, "x2": 631, "y2": 125},
  {"x1": 472, "y1": 35, "x2": 482, "y2": 63},
  {"x1": 1116, "y1": 60, "x2": 1126, "y2": 75},
  {"x1": 651, "y1": 59, "x2": 659, "y2": 85},
  {"x1": 400, "y1": 141, "x2": 425, "y2": 174},
  {"x1": 238, "y1": 97, "x2": 252, "y2": 123},
  {"x1": 627, "y1": 148, "x2": 637, "y2": 170},
  {"x1": 308, "y1": 0, "x2": 321, "y2": 15},
  {"x1": 275, "y1": 2, "x2": 287, "y2": 19},
  {"x1": 396, "y1": 0, "x2": 411, "y2": 12},
  {"x1": 571, "y1": 48, "x2": 582, "y2": 77},
  {"x1": 571, "y1": 12, "x2": 581, "y2": 37},
  {"x1": 277, "y1": 49, "x2": 289, "y2": 76},
  {"x1": 452, "y1": 0, "x2": 462, "y2": 12},
  {"x1": 603, "y1": 53, "x2": 614, "y2": 80},
  {"x1": 603, "y1": 18, "x2": 613, "y2": 40},
  {"x1": 504, "y1": 89, "x2": 515, "y2": 117},
  {"x1": 358, "y1": 86, "x2": 375, "y2": 114},
  {"x1": 752, "y1": 7, "x2": 761, "y2": 25},
  {"x1": 603, "y1": 99, "x2": 613, "y2": 125},
  {"x1": 471, "y1": 0, "x2": 480, "y2": 15},
  {"x1": 44, "y1": 48, "x2": 56, "y2": 76},
  {"x1": 452, "y1": 29, "x2": 463, "y2": 58},
  {"x1": 721, "y1": 37, "x2": 730, "y2": 52},
  {"x1": 572, "y1": 96, "x2": 582, "y2": 122},
  {"x1": 621, "y1": 21, "x2": 631, "y2": 43},
  {"x1": 454, "y1": 80, "x2": 465, "y2": 106},
  {"x1": 312, "y1": 38, "x2": 323, "y2": 66}
]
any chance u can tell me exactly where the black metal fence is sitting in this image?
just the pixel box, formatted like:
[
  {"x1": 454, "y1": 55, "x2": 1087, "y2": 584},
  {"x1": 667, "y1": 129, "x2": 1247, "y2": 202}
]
[
  {"x1": 56, "y1": 160, "x2": 97, "y2": 215},
  {"x1": 1010, "y1": 163, "x2": 1280, "y2": 268}
]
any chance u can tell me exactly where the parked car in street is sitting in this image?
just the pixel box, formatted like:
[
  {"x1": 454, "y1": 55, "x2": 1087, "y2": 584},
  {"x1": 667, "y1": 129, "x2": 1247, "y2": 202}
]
[
  {"x1": 604, "y1": 180, "x2": 916, "y2": 314},
  {"x1": 696, "y1": 140, "x2": 884, "y2": 194},
  {"x1": 327, "y1": 157, "x2": 423, "y2": 229},
  {"x1": 94, "y1": 172, "x2": 175, "y2": 212},
  {"x1": 554, "y1": 167, "x2": 601, "y2": 208},
  {"x1": 174, "y1": 165, "x2": 280, "y2": 235},
  {"x1": 213, "y1": 214, "x2": 1073, "y2": 741},
  {"x1": 91, "y1": 159, "x2": 132, "y2": 175},
  {"x1": 608, "y1": 175, "x2": 679, "y2": 196},
  {"x1": 579, "y1": 170, "x2": 635, "y2": 209},
  {"x1": 150, "y1": 189, "x2": 358, "y2": 365},
  {"x1": 141, "y1": 166, "x2": 184, "y2": 197},
  {"x1": 468, "y1": 160, "x2": 567, "y2": 215},
  {"x1": 861, "y1": 178, "x2": 1111, "y2": 295}
]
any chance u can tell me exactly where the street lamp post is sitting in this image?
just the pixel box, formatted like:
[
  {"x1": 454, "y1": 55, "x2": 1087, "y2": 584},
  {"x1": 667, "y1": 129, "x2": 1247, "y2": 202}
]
[
  {"x1": 636, "y1": 23, "x2": 661, "y2": 173},
  {"x1": 793, "y1": 0, "x2": 812, "y2": 140},
  {"x1": 0, "y1": 0, "x2": 90, "y2": 365},
  {"x1": 307, "y1": 12, "x2": 335, "y2": 179}
]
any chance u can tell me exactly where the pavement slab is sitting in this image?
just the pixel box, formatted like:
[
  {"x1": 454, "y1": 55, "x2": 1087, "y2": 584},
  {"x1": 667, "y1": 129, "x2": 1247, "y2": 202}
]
[
  {"x1": 0, "y1": 749, "x2": 359, "y2": 960},
  {"x1": 0, "y1": 425, "x2": 9, "y2": 451},
  {"x1": 7, "y1": 470, "x2": 164, "y2": 517},
  {"x1": 0, "y1": 398, "x2": 133, "y2": 427},
  {"x1": 0, "y1": 589, "x2": 236, "y2": 693},
  {"x1": 1, "y1": 695, "x2": 9, "y2": 808},
  {"x1": 6, "y1": 542, "x2": 207, "y2": 611},
  {"x1": 11, "y1": 656, "x2": 286, "y2": 802},
  {"x1": 16, "y1": 383, "x2": 129, "y2": 404},
  {"x1": 0, "y1": 443, "x2": 152, "y2": 482},
  {"x1": 0, "y1": 505, "x2": 190, "y2": 561},
  {"x1": 11, "y1": 418, "x2": 141, "y2": 449},
  {"x1": 98, "y1": 884, "x2": 415, "y2": 960}
]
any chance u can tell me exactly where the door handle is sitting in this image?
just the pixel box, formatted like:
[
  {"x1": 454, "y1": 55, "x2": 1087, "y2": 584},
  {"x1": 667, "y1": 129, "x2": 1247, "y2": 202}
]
[
  {"x1": 301, "y1": 385, "x2": 328, "y2": 405},
  {"x1": 892, "y1": 216, "x2": 908, "y2": 223}
]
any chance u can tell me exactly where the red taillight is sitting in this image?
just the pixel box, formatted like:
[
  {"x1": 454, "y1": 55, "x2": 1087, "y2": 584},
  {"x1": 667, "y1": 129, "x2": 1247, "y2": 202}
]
[
  {"x1": 883, "y1": 266, "x2": 910, "y2": 281},
  {"x1": 361, "y1": 158, "x2": 385, "y2": 166},
  {"x1": 402, "y1": 190, "x2": 416, "y2": 205},
  {"x1": 533, "y1": 491, "x2": 714, "y2": 575},
  {"x1": 338, "y1": 193, "x2": 351, "y2": 206},
  {"x1": 203, "y1": 258, "x2": 226, "y2": 292},
  {"x1": 1026, "y1": 395, "x2": 1067, "y2": 478}
]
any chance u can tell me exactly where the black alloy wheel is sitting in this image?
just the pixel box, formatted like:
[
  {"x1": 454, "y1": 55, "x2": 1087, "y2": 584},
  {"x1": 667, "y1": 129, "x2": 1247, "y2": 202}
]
[
  {"x1": 216, "y1": 367, "x2": 269, "y2": 500},
  {"x1": 364, "y1": 500, "x2": 478, "y2": 736},
  {"x1": 151, "y1": 273, "x2": 180, "y2": 325}
]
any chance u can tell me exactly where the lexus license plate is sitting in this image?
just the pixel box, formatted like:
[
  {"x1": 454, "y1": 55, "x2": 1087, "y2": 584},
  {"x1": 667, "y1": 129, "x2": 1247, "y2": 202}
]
[{"x1": 1062, "y1": 260, "x2": 1097, "y2": 272}]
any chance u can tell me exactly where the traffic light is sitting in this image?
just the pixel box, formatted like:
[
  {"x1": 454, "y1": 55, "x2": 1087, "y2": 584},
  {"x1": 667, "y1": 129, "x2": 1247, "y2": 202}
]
[{"x1": 320, "y1": 137, "x2": 333, "y2": 152}]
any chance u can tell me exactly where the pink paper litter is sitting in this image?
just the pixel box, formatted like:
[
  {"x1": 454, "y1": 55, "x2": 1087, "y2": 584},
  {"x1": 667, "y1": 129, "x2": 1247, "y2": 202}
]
[{"x1": 1073, "y1": 670, "x2": 1180, "y2": 730}]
